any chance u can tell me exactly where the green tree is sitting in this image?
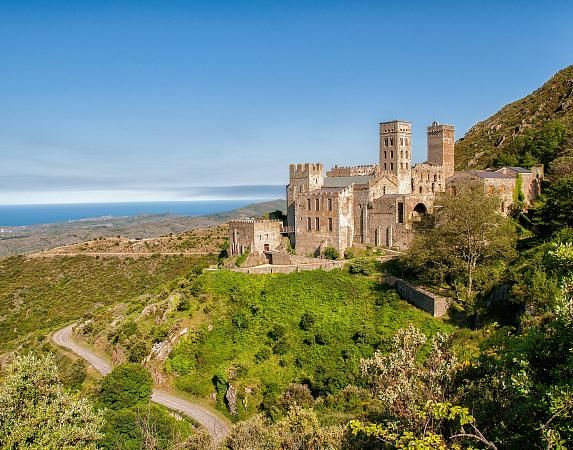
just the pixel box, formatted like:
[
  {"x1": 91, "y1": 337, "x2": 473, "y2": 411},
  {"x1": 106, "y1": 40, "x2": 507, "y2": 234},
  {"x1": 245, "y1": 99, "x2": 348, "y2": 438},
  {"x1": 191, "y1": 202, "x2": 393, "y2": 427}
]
[
  {"x1": 403, "y1": 187, "x2": 517, "y2": 303},
  {"x1": 0, "y1": 353, "x2": 103, "y2": 449},
  {"x1": 98, "y1": 363, "x2": 153, "y2": 410},
  {"x1": 537, "y1": 174, "x2": 573, "y2": 231}
]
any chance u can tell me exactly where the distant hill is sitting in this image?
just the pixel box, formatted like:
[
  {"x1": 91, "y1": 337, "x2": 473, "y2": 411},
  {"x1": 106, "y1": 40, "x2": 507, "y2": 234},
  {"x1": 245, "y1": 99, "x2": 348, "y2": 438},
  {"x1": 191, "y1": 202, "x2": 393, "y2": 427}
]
[
  {"x1": 455, "y1": 65, "x2": 573, "y2": 175},
  {"x1": 0, "y1": 199, "x2": 286, "y2": 257}
]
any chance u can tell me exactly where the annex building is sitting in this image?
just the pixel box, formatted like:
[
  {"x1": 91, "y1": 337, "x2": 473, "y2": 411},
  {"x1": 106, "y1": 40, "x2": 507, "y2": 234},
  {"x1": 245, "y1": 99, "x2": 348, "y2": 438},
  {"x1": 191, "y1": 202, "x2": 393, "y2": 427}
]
[{"x1": 229, "y1": 120, "x2": 543, "y2": 258}]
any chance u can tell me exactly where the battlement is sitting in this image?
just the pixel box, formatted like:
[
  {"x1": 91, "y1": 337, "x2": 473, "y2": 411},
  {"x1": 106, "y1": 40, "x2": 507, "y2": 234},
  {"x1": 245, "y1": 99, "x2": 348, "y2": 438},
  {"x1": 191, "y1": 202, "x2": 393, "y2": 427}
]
[
  {"x1": 289, "y1": 163, "x2": 324, "y2": 177},
  {"x1": 326, "y1": 164, "x2": 378, "y2": 177},
  {"x1": 427, "y1": 121, "x2": 455, "y2": 134}
]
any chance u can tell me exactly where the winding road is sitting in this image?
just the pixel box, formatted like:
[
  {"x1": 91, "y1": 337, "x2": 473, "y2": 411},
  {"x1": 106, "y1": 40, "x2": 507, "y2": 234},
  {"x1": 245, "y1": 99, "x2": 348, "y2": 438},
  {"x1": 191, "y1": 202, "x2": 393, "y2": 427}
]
[{"x1": 52, "y1": 324, "x2": 230, "y2": 442}]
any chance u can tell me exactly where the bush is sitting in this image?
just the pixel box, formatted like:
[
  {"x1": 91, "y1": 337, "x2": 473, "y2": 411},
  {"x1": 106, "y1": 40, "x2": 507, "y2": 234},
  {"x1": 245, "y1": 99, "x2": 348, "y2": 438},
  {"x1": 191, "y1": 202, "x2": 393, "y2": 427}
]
[
  {"x1": 348, "y1": 258, "x2": 380, "y2": 276},
  {"x1": 299, "y1": 312, "x2": 317, "y2": 331},
  {"x1": 323, "y1": 247, "x2": 340, "y2": 260},
  {"x1": 98, "y1": 364, "x2": 153, "y2": 410},
  {"x1": 255, "y1": 348, "x2": 271, "y2": 363},
  {"x1": 268, "y1": 323, "x2": 287, "y2": 341}
]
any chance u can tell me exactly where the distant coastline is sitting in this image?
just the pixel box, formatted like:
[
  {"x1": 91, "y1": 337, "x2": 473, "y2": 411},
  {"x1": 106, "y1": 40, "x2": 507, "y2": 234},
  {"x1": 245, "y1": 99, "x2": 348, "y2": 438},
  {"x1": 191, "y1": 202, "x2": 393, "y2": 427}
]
[{"x1": 0, "y1": 200, "x2": 265, "y2": 227}]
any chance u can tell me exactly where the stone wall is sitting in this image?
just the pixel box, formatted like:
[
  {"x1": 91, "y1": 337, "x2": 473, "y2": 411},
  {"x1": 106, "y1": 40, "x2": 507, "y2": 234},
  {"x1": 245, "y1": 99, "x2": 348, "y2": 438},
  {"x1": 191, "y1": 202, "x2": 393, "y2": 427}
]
[
  {"x1": 295, "y1": 185, "x2": 354, "y2": 256},
  {"x1": 384, "y1": 275, "x2": 449, "y2": 317},
  {"x1": 412, "y1": 162, "x2": 446, "y2": 195},
  {"x1": 232, "y1": 260, "x2": 345, "y2": 274},
  {"x1": 228, "y1": 220, "x2": 282, "y2": 256}
]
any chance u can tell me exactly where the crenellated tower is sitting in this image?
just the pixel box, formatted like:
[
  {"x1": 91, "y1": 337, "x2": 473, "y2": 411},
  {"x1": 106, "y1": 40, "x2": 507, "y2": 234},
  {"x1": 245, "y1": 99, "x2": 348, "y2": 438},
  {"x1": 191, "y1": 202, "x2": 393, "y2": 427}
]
[
  {"x1": 379, "y1": 120, "x2": 412, "y2": 193},
  {"x1": 286, "y1": 163, "x2": 324, "y2": 230},
  {"x1": 427, "y1": 121, "x2": 455, "y2": 180}
]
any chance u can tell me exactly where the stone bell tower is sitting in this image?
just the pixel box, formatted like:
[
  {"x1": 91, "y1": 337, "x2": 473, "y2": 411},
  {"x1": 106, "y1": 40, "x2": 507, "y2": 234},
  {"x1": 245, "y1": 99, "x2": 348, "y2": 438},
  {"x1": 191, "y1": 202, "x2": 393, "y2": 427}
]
[
  {"x1": 379, "y1": 120, "x2": 412, "y2": 193},
  {"x1": 427, "y1": 121, "x2": 455, "y2": 180}
]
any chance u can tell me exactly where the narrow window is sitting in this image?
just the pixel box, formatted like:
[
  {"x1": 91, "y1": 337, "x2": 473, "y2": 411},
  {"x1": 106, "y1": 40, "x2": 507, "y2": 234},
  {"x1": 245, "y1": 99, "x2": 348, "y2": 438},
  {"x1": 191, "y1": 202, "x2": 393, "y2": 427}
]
[
  {"x1": 384, "y1": 163, "x2": 387, "y2": 170},
  {"x1": 315, "y1": 217, "x2": 320, "y2": 231},
  {"x1": 384, "y1": 138, "x2": 388, "y2": 147},
  {"x1": 406, "y1": 163, "x2": 408, "y2": 169},
  {"x1": 419, "y1": 186, "x2": 422, "y2": 193},
  {"x1": 383, "y1": 185, "x2": 386, "y2": 194},
  {"x1": 390, "y1": 137, "x2": 394, "y2": 146},
  {"x1": 391, "y1": 150, "x2": 394, "y2": 158},
  {"x1": 405, "y1": 138, "x2": 408, "y2": 146},
  {"x1": 307, "y1": 199, "x2": 311, "y2": 210},
  {"x1": 390, "y1": 163, "x2": 394, "y2": 170},
  {"x1": 328, "y1": 217, "x2": 333, "y2": 231},
  {"x1": 401, "y1": 151, "x2": 403, "y2": 158},
  {"x1": 384, "y1": 151, "x2": 387, "y2": 158},
  {"x1": 397, "y1": 202, "x2": 404, "y2": 224},
  {"x1": 400, "y1": 162, "x2": 403, "y2": 169},
  {"x1": 328, "y1": 198, "x2": 332, "y2": 211},
  {"x1": 307, "y1": 217, "x2": 312, "y2": 231},
  {"x1": 434, "y1": 174, "x2": 437, "y2": 182},
  {"x1": 315, "y1": 198, "x2": 320, "y2": 210},
  {"x1": 406, "y1": 151, "x2": 409, "y2": 158}
]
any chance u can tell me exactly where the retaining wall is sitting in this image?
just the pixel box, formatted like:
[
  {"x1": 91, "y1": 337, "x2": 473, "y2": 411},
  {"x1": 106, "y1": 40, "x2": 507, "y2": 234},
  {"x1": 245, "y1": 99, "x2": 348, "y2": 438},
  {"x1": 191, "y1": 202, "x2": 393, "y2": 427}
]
[
  {"x1": 232, "y1": 260, "x2": 345, "y2": 275},
  {"x1": 384, "y1": 275, "x2": 449, "y2": 317}
]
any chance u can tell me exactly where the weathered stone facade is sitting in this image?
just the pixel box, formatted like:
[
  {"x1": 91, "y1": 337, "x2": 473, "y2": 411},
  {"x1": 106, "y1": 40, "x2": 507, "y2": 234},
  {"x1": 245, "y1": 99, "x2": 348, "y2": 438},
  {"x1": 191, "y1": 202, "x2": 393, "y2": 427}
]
[
  {"x1": 228, "y1": 219, "x2": 283, "y2": 256},
  {"x1": 229, "y1": 119, "x2": 544, "y2": 258},
  {"x1": 286, "y1": 120, "x2": 458, "y2": 253}
]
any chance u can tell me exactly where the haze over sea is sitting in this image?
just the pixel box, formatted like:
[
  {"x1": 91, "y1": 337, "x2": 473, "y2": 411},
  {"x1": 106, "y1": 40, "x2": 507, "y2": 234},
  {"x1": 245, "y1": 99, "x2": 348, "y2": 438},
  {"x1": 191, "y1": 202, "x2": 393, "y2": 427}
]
[{"x1": 0, "y1": 200, "x2": 259, "y2": 227}]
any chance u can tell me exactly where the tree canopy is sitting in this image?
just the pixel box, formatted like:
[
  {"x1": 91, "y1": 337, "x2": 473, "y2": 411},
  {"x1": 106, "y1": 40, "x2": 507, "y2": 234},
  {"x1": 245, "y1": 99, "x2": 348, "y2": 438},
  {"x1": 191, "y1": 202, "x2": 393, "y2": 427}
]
[{"x1": 0, "y1": 353, "x2": 103, "y2": 449}]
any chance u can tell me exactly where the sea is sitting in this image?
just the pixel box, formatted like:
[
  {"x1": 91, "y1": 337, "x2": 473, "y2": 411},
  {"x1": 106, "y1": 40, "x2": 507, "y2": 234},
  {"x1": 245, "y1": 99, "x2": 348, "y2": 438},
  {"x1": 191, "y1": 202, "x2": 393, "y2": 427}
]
[{"x1": 0, "y1": 200, "x2": 261, "y2": 227}]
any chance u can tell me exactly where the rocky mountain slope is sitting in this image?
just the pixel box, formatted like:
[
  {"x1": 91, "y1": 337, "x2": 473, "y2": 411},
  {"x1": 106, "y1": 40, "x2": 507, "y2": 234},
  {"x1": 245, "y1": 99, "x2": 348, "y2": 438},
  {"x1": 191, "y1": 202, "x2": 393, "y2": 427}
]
[{"x1": 455, "y1": 65, "x2": 573, "y2": 172}]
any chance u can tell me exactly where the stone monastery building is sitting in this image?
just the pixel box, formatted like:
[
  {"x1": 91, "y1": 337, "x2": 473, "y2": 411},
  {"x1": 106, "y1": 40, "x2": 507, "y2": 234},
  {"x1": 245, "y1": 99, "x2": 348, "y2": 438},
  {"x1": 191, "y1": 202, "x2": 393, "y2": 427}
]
[{"x1": 229, "y1": 120, "x2": 543, "y2": 258}]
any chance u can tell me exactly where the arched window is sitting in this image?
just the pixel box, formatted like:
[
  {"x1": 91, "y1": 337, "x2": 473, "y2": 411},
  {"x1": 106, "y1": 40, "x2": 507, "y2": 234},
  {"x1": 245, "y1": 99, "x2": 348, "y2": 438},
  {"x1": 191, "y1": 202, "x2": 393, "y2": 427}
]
[
  {"x1": 419, "y1": 186, "x2": 423, "y2": 193},
  {"x1": 384, "y1": 163, "x2": 387, "y2": 170},
  {"x1": 390, "y1": 151, "x2": 394, "y2": 158},
  {"x1": 390, "y1": 138, "x2": 394, "y2": 146},
  {"x1": 390, "y1": 163, "x2": 394, "y2": 170},
  {"x1": 384, "y1": 151, "x2": 387, "y2": 158},
  {"x1": 401, "y1": 151, "x2": 403, "y2": 158}
]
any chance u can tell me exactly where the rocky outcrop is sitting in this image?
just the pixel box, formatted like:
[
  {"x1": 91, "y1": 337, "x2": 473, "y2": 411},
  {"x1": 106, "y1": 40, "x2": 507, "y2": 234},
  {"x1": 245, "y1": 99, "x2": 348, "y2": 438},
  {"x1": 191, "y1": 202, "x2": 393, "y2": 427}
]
[{"x1": 225, "y1": 384, "x2": 238, "y2": 416}]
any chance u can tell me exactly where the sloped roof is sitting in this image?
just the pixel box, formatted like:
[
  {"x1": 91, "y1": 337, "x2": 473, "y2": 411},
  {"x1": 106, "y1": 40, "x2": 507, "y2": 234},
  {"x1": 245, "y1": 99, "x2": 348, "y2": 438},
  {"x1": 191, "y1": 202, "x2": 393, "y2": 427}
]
[
  {"x1": 466, "y1": 170, "x2": 514, "y2": 179},
  {"x1": 498, "y1": 166, "x2": 532, "y2": 174},
  {"x1": 323, "y1": 175, "x2": 374, "y2": 187}
]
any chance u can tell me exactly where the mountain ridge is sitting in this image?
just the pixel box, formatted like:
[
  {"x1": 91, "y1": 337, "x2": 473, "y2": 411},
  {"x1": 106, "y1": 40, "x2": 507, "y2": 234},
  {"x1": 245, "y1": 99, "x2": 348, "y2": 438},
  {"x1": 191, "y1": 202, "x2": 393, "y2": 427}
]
[{"x1": 455, "y1": 65, "x2": 573, "y2": 172}]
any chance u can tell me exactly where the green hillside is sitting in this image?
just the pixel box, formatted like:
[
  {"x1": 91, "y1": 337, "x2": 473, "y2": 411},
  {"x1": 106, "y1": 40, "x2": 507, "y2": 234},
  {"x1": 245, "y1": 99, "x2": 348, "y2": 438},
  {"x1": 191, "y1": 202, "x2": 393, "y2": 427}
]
[
  {"x1": 74, "y1": 267, "x2": 472, "y2": 422},
  {"x1": 0, "y1": 254, "x2": 214, "y2": 352},
  {"x1": 455, "y1": 65, "x2": 573, "y2": 174}
]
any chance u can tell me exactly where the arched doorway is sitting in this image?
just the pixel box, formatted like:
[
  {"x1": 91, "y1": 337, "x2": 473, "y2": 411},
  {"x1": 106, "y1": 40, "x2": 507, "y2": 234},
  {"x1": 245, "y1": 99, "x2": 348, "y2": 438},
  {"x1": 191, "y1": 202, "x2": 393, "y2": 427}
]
[{"x1": 413, "y1": 203, "x2": 428, "y2": 215}]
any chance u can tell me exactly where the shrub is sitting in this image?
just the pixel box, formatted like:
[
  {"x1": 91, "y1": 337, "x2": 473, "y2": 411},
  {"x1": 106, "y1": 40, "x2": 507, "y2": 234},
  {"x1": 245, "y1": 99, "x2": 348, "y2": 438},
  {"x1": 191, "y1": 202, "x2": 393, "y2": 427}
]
[
  {"x1": 255, "y1": 348, "x2": 271, "y2": 363},
  {"x1": 323, "y1": 247, "x2": 340, "y2": 260},
  {"x1": 348, "y1": 258, "x2": 380, "y2": 276},
  {"x1": 299, "y1": 312, "x2": 317, "y2": 331},
  {"x1": 344, "y1": 248, "x2": 355, "y2": 259},
  {"x1": 98, "y1": 364, "x2": 153, "y2": 410},
  {"x1": 281, "y1": 383, "x2": 314, "y2": 409},
  {"x1": 268, "y1": 323, "x2": 287, "y2": 341}
]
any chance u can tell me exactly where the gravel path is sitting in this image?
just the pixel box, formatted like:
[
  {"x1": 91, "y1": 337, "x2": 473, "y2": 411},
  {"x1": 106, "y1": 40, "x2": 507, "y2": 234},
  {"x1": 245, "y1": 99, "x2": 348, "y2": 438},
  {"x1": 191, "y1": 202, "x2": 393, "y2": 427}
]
[{"x1": 52, "y1": 324, "x2": 230, "y2": 442}]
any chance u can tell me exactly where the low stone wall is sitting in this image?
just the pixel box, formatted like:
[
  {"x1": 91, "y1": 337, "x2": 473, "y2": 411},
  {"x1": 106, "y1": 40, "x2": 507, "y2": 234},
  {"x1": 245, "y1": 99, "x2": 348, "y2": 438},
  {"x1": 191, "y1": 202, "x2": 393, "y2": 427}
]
[
  {"x1": 383, "y1": 275, "x2": 449, "y2": 317},
  {"x1": 232, "y1": 260, "x2": 345, "y2": 275}
]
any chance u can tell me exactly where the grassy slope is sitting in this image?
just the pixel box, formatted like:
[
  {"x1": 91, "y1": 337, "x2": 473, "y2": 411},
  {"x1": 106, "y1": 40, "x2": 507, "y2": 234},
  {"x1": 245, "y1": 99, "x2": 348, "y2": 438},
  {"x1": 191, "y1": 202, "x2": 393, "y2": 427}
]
[
  {"x1": 0, "y1": 254, "x2": 215, "y2": 352},
  {"x1": 164, "y1": 270, "x2": 457, "y2": 419},
  {"x1": 455, "y1": 65, "x2": 573, "y2": 169}
]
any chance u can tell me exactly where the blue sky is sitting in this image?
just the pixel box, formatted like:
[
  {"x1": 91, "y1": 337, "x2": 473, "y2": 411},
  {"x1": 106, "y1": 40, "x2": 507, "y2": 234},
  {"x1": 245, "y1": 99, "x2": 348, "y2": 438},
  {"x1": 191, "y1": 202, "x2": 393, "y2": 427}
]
[{"x1": 0, "y1": 0, "x2": 572, "y2": 204}]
